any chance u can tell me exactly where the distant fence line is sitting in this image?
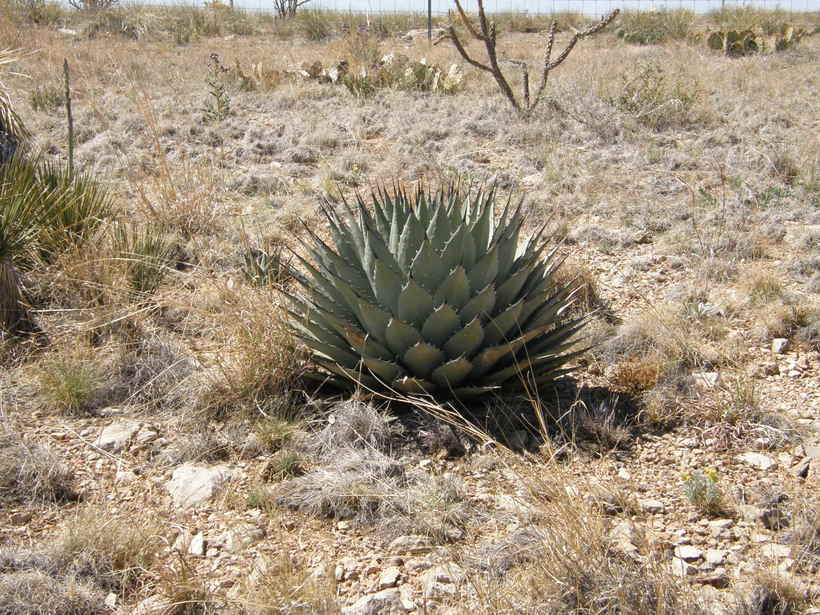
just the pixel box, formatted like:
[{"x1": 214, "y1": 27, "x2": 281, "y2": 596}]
[{"x1": 117, "y1": 0, "x2": 820, "y2": 16}]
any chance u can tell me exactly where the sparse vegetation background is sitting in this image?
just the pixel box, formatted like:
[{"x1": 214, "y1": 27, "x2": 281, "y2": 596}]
[{"x1": 0, "y1": 2, "x2": 818, "y2": 614}]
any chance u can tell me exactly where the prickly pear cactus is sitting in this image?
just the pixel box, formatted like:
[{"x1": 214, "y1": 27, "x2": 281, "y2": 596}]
[{"x1": 705, "y1": 23, "x2": 812, "y2": 56}]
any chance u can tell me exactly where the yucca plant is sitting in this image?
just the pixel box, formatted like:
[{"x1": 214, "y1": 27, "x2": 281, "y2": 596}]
[
  {"x1": 0, "y1": 157, "x2": 51, "y2": 334},
  {"x1": 288, "y1": 183, "x2": 589, "y2": 399}
]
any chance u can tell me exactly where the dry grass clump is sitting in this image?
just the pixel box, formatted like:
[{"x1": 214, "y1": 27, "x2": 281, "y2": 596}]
[
  {"x1": 458, "y1": 459, "x2": 708, "y2": 615},
  {"x1": 36, "y1": 350, "x2": 102, "y2": 415},
  {"x1": 0, "y1": 568, "x2": 107, "y2": 615},
  {"x1": 108, "y1": 334, "x2": 197, "y2": 411},
  {"x1": 752, "y1": 298, "x2": 818, "y2": 347},
  {"x1": 52, "y1": 505, "x2": 162, "y2": 595},
  {"x1": 614, "y1": 9, "x2": 695, "y2": 45},
  {"x1": 194, "y1": 285, "x2": 305, "y2": 419},
  {"x1": 732, "y1": 571, "x2": 811, "y2": 615},
  {"x1": 275, "y1": 429, "x2": 473, "y2": 541},
  {"x1": 0, "y1": 425, "x2": 77, "y2": 505},
  {"x1": 782, "y1": 499, "x2": 819, "y2": 574},
  {"x1": 150, "y1": 553, "x2": 225, "y2": 615},
  {"x1": 598, "y1": 307, "x2": 708, "y2": 378},
  {"x1": 274, "y1": 447, "x2": 406, "y2": 522},
  {"x1": 0, "y1": 505, "x2": 161, "y2": 613},
  {"x1": 309, "y1": 399, "x2": 398, "y2": 459},
  {"x1": 238, "y1": 554, "x2": 339, "y2": 615},
  {"x1": 381, "y1": 473, "x2": 473, "y2": 543}
]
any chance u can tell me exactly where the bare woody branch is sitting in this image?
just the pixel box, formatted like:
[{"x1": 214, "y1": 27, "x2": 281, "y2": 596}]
[{"x1": 444, "y1": 2, "x2": 619, "y2": 116}]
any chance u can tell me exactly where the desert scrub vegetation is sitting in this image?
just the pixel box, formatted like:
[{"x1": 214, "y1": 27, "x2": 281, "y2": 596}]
[
  {"x1": 0, "y1": 8, "x2": 818, "y2": 615},
  {"x1": 614, "y1": 9, "x2": 694, "y2": 45}
]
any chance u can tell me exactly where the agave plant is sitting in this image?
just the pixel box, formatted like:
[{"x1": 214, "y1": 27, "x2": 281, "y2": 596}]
[{"x1": 288, "y1": 183, "x2": 589, "y2": 399}]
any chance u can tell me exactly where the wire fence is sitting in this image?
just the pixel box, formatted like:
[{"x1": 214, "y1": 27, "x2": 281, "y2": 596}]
[
  {"x1": 239, "y1": 0, "x2": 818, "y2": 17},
  {"x1": 134, "y1": 0, "x2": 820, "y2": 16}
]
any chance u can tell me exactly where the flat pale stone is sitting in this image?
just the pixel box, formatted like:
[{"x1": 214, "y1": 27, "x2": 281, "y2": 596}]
[
  {"x1": 189, "y1": 533, "x2": 206, "y2": 557},
  {"x1": 378, "y1": 566, "x2": 401, "y2": 589},
  {"x1": 706, "y1": 549, "x2": 728, "y2": 565},
  {"x1": 341, "y1": 588, "x2": 408, "y2": 615},
  {"x1": 675, "y1": 545, "x2": 703, "y2": 562},
  {"x1": 761, "y1": 543, "x2": 792, "y2": 558},
  {"x1": 166, "y1": 463, "x2": 236, "y2": 509},
  {"x1": 737, "y1": 452, "x2": 777, "y2": 471},
  {"x1": 639, "y1": 499, "x2": 665, "y2": 514},
  {"x1": 771, "y1": 338, "x2": 789, "y2": 354},
  {"x1": 94, "y1": 420, "x2": 141, "y2": 452}
]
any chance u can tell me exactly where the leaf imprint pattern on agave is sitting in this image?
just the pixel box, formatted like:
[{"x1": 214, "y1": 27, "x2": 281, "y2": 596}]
[{"x1": 288, "y1": 182, "x2": 589, "y2": 399}]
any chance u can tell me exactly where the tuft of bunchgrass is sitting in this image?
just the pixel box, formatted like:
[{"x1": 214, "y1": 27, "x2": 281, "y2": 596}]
[
  {"x1": 37, "y1": 353, "x2": 101, "y2": 415},
  {"x1": 52, "y1": 505, "x2": 162, "y2": 596},
  {"x1": 238, "y1": 554, "x2": 339, "y2": 615},
  {"x1": 111, "y1": 221, "x2": 178, "y2": 298},
  {"x1": 0, "y1": 423, "x2": 77, "y2": 505}
]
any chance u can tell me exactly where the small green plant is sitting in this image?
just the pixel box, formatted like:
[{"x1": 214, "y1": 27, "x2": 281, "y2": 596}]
[
  {"x1": 682, "y1": 468, "x2": 725, "y2": 515},
  {"x1": 203, "y1": 53, "x2": 231, "y2": 123},
  {"x1": 242, "y1": 242, "x2": 290, "y2": 287},
  {"x1": 111, "y1": 222, "x2": 178, "y2": 297},
  {"x1": 261, "y1": 450, "x2": 305, "y2": 481},
  {"x1": 29, "y1": 83, "x2": 64, "y2": 112},
  {"x1": 38, "y1": 355, "x2": 100, "y2": 415},
  {"x1": 610, "y1": 59, "x2": 700, "y2": 130}
]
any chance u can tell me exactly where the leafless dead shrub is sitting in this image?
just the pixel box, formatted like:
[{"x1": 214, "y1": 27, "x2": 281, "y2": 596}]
[{"x1": 442, "y1": 0, "x2": 617, "y2": 115}]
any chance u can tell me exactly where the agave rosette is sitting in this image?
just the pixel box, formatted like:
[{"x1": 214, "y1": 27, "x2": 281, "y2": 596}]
[{"x1": 287, "y1": 183, "x2": 588, "y2": 398}]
